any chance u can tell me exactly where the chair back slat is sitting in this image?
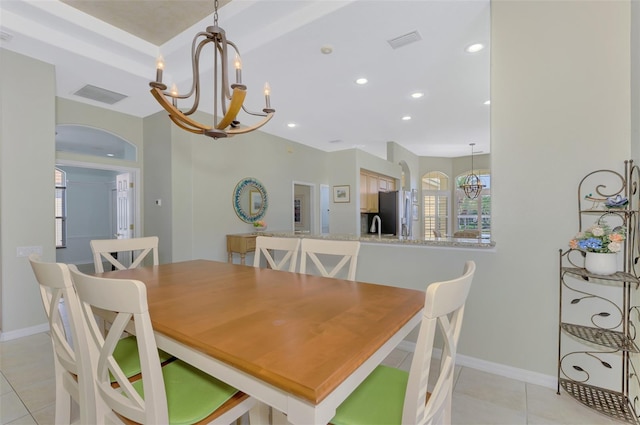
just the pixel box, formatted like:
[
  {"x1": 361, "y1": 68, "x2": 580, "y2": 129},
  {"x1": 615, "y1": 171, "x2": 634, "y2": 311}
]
[
  {"x1": 253, "y1": 236, "x2": 301, "y2": 272},
  {"x1": 403, "y1": 260, "x2": 475, "y2": 425},
  {"x1": 91, "y1": 236, "x2": 159, "y2": 273},
  {"x1": 299, "y1": 239, "x2": 361, "y2": 280}
]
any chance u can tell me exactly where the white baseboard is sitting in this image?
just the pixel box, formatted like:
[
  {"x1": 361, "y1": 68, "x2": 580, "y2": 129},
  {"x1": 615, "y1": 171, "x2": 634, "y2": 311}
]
[
  {"x1": 396, "y1": 340, "x2": 556, "y2": 390},
  {"x1": 0, "y1": 323, "x2": 49, "y2": 342}
]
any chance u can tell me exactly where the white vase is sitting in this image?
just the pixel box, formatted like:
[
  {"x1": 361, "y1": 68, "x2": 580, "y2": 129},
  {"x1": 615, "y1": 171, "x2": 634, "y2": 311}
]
[
  {"x1": 584, "y1": 252, "x2": 617, "y2": 275},
  {"x1": 254, "y1": 226, "x2": 267, "y2": 232}
]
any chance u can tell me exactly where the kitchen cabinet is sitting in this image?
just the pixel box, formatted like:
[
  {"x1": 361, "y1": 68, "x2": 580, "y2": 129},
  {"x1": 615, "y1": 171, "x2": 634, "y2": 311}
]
[
  {"x1": 360, "y1": 170, "x2": 396, "y2": 213},
  {"x1": 557, "y1": 160, "x2": 640, "y2": 424}
]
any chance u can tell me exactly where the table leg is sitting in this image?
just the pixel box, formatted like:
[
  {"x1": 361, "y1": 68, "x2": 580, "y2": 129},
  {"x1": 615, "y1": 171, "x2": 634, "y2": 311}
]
[
  {"x1": 228, "y1": 251, "x2": 232, "y2": 263},
  {"x1": 240, "y1": 253, "x2": 246, "y2": 265}
]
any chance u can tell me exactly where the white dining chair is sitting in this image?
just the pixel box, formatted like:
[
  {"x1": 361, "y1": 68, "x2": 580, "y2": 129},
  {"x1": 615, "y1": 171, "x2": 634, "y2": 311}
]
[
  {"x1": 91, "y1": 236, "x2": 159, "y2": 273},
  {"x1": 68, "y1": 265, "x2": 258, "y2": 425},
  {"x1": 29, "y1": 255, "x2": 174, "y2": 424},
  {"x1": 28, "y1": 254, "x2": 97, "y2": 424},
  {"x1": 299, "y1": 238, "x2": 361, "y2": 280},
  {"x1": 253, "y1": 236, "x2": 301, "y2": 272},
  {"x1": 331, "y1": 260, "x2": 476, "y2": 425}
]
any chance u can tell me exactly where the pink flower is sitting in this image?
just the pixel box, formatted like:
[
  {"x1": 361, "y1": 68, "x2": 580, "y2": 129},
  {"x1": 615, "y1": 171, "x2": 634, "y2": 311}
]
[
  {"x1": 609, "y1": 233, "x2": 624, "y2": 242},
  {"x1": 569, "y1": 239, "x2": 579, "y2": 249}
]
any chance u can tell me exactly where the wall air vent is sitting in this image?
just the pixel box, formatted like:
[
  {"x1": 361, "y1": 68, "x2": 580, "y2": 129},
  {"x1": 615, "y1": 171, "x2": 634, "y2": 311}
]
[
  {"x1": 387, "y1": 30, "x2": 422, "y2": 50},
  {"x1": 73, "y1": 84, "x2": 127, "y2": 105}
]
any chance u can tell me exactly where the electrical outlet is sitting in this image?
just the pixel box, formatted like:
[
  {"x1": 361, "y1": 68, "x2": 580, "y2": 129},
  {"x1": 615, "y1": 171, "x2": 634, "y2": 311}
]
[{"x1": 16, "y1": 246, "x2": 43, "y2": 257}]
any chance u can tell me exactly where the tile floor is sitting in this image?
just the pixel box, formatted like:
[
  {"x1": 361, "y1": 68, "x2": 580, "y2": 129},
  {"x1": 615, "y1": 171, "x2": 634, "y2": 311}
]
[{"x1": 0, "y1": 332, "x2": 624, "y2": 424}]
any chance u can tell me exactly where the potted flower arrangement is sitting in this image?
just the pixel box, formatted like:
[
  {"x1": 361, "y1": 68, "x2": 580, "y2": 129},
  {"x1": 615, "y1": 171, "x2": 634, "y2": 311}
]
[
  {"x1": 253, "y1": 220, "x2": 267, "y2": 232},
  {"x1": 569, "y1": 223, "x2": 625, "y2": 275}
]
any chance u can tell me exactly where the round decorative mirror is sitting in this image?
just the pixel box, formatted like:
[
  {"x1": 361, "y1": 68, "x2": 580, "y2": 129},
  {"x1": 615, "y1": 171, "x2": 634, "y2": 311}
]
[{"x1": 233, "y1": 177, "x2": 268, "y2": 223}]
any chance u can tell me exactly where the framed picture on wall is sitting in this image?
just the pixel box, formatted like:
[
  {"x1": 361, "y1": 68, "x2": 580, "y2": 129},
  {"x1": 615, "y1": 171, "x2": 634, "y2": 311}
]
[
  {"x1": 294, "y1": 196, "x2": 303, "y2": 225},
  {"x1": 333, "y1": 185, "x2": 350, "y2": 203}
]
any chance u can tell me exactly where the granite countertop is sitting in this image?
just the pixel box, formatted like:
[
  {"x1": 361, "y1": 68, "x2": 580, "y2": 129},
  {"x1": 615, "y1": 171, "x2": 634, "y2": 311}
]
[{"x1": 249, "y1": 231, "x2": 495, "y2": 249}]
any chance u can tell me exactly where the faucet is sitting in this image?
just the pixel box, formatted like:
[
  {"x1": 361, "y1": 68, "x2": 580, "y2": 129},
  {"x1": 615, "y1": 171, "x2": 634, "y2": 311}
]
[{"x1": 370, "y1": 215, "x2": 382, "y2": 238}]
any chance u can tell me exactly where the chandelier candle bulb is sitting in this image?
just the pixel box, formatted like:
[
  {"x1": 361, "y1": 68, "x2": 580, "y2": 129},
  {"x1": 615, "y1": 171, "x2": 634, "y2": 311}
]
[
  {"x1": 155, "y1": 56, "x2": 164, "y2": 83},
  {"x1": 264, "y1": 82, "x2": 271, "y2": 109},
  {"x1": 234, "y1": 54, "x2": 242, "y2": 84},
  {"x1": 170, "y1": 83, "x2": 178, "y2": 107}
]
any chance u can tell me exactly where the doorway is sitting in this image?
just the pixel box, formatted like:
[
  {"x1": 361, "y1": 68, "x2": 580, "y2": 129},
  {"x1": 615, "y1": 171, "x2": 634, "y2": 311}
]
[
  {"x1": 55, "y1": 161, "x2": 140, "y2": 269},
  {"x1": 293, "y1": 182, "x2": 316, "y2": 233}
]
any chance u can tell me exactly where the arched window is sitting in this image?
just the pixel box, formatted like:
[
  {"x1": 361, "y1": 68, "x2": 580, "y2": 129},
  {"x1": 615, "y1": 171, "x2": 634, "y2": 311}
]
[
  {"x1": 422, "y1": 171, "x2": 449, "y2": 238},
  {"x1": 55, "y1": 168, "x2": 67, "y2": 248},
  {"x1": 455, "y1": 170, "x2": 491, "y2": 235}
]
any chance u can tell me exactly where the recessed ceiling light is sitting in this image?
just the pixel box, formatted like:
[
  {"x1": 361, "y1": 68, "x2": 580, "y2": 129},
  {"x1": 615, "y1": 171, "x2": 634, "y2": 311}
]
[
  {"x1": 355, "y1": 77, "x2": 368, "y2": 85},
  {"x1": 402, "y1": 116, "x2": 412, "y2": 121},
  {"x1": 106, "y1": 153, "x2": 115, "y2": 157},
  {"x1": 484, "y1": 100, "x2": 491, "y2": 105},
  {"x1": 287, "y1": 123, "x2": 297, "y2": 128},
  {"x1": 320, "y1": 45, "x2": 333, "y2": 54},
  {"x1": 465, "y1": 43, "x2": 484, "y2": 53},
  {"x1": 411, "y1": 92, "x2": 424, "y2": 99}
]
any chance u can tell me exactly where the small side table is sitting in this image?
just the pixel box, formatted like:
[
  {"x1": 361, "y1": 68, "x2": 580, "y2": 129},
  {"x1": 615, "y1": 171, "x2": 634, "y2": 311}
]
[{"x1": 226, "y1": 234, "x2": 257, "y2": 265}]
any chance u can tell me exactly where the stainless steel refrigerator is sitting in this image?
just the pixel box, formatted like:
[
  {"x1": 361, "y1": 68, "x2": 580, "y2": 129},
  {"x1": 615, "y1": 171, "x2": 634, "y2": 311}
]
[{"x1": 377, "y1": 190, "x2": 412, "y2": 237}]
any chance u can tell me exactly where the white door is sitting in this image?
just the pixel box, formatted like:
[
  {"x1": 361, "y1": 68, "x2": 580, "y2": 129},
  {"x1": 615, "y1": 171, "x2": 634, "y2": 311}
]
[
  {"x1": 320, "y1": 184, "x2": 330, "y2": 234},
  {"x1": 116, "y1": 173, "x2": 134, "y2": 240}
]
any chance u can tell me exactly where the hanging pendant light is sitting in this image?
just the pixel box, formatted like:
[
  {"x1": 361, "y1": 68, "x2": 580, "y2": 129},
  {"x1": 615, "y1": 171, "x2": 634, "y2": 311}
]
[
  {"x1": 460, "y1": 143, "x2": 484, "y2": 199},
  {"x1": 149, "y1": 0, "x2": 275, "y2": 139}
]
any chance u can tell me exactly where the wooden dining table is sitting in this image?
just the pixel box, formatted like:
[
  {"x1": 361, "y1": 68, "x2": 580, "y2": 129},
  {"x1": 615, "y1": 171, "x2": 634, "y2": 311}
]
[{"x1": 99, "y1": 259, "x2": 424, "y2": 424}]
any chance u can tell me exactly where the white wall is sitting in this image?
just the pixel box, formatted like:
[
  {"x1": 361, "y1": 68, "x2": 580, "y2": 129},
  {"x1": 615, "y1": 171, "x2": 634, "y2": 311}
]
[
  {"x1": 0, "y1": 49, "x2": 55, "y2": 337},
  {"x1": 486, "y1": 0, "x2": 631, "y2": 375}
]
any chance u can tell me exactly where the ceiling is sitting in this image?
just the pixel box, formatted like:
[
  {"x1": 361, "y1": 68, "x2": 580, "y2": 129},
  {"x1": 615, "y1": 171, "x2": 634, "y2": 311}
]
[{"x1": 0, "y1": 0, "x2": 490, "y2": 159}]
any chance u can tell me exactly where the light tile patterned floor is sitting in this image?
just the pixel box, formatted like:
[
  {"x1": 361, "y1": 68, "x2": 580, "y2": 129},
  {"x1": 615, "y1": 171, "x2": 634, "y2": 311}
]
[{"x1": 0, "y1": 332, "x2": 623, "y2": 424}]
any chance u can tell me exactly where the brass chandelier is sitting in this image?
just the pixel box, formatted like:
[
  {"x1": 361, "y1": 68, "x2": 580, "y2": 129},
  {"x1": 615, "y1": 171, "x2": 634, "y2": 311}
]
[
  {"x1": 149, "y1": 0, "x2": 275, "y2": 139},
  {"x1": 460, "y1": 143, "x2": 484, "y2": 199}
]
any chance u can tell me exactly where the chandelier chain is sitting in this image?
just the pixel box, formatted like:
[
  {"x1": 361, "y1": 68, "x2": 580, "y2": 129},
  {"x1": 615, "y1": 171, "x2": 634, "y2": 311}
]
[{"x1": 214, "y1": 0, "x2": 219, "y2": 26}]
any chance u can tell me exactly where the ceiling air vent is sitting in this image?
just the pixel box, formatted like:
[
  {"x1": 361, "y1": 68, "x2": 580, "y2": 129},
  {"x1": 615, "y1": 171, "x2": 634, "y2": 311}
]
[
  {"x1": 73, "y1": 84, "x2": 127, "y2": 105},
  {"x1": 387, "y1": 30, "x2": 422, "y2": 50}
]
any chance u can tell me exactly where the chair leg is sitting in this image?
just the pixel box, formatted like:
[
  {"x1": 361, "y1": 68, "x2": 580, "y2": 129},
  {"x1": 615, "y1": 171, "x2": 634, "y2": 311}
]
[{"x1": 54, "y1": 389, "x2": 71, "y2": 424}]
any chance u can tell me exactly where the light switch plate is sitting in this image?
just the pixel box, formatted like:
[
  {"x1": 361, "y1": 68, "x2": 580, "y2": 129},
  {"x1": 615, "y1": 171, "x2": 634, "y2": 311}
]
[{"x1": 17, "y1": 246, "x2": 43, "y2": 257}]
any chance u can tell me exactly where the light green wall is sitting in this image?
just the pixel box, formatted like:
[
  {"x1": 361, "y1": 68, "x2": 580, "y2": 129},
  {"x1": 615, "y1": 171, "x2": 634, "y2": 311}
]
[
  {"x1": 142, "y1": 112, "x2": 333, "y2": 262},
  {"x1": 0, "y1": 49, "x2": 55, "y2": 335}
]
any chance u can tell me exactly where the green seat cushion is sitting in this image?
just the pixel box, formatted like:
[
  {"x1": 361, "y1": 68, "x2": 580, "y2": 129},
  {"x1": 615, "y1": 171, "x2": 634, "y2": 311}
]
[
  {"x1": 111, "y1": 335, "x2": 173, "y2": 381},
  {"x1": 132, "y1": 360, "x2": 238, "y2": 425},
  {"x1": 331, "y1": 365, "x2": 408, "y2": 425}
]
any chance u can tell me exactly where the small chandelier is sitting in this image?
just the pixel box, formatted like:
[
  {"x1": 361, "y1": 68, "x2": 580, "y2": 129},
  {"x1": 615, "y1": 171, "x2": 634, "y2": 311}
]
[
  {"x1": 149, "y1": 0, "x2": 275, "y2": 139},
  {"x1": 460, "y1": 143, "x2": 484, "y2": 199}
]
